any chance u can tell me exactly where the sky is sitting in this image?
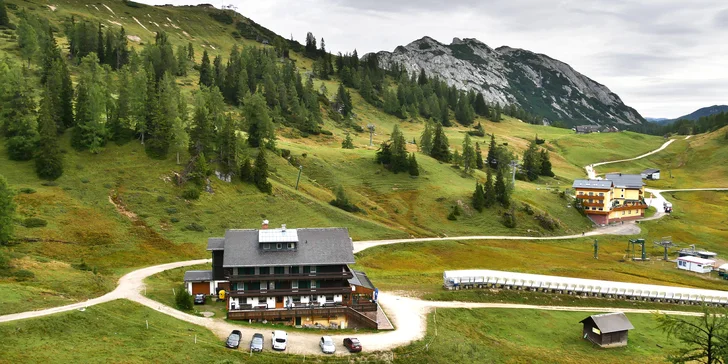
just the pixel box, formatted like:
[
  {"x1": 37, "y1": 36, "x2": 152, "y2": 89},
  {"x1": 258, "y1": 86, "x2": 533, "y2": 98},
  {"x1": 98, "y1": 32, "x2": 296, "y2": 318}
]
[{"x1": 143, "y1": 0, "x2": 728, "y2": 119}]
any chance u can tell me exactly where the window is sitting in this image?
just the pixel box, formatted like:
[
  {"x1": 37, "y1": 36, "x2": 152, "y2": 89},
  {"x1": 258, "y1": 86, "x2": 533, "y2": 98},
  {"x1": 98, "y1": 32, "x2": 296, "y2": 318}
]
[
  {"x1": 303, "y1": 266, "x2": 311, "y2": 274},
  {"x1": 325, "y1": 295, "x2": 334, "y2": 301},
  {"x1": 588, "y1": 192, "x2": 593, "y2": 196},
  {"x1": 298, "y1": 280, "x2": 310, "y2": 289},
  {"x1": 578, "y1": 191, "x2": 584, "y2": 195},
  {"x1": 263, "y1": 244, "x2": 271, "y2": 250},
  {"x1": 274, "y1": 267, "x2": 284, "y2": 275},
  {"x1": 276, "y1": 243, "x2": 282, "y2": 250},
  {"x1": 292, "y1": 296, "x2": 301, "y2": 303},
  {"x1": 290, "y1": 266, "x2": 300, "y2": 274},
  {"x1": 599, "y1": 193, "x2": 604, "y2": 196},
  {"x1": 292, "y1": 281, "x2": 299, "y2": 289},
  {"x1": 259, "y1": 267, "x2": 270, "y2": 275},
  {"x1": 598, "y1": 208, "x2": 603, "y2": 211},
  {"x1": 311, "y1": 280, "x2": 318, "y2": 289},
  {"x1": 242, "y1": 267, "x2": 255, "y2": 275},
  {"x1": 310, "y1": 266, "x2": 317, "y2": 274},
  {"x1": 288, "y1": 242, "x2": 295, "y2": 249}
]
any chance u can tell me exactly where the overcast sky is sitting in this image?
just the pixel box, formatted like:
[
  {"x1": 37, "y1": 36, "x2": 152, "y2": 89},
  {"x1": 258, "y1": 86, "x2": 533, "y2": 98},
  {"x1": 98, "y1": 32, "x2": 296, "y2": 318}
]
[{"x1": 144, "y1": 0, "x2": 728, "y2": 118}]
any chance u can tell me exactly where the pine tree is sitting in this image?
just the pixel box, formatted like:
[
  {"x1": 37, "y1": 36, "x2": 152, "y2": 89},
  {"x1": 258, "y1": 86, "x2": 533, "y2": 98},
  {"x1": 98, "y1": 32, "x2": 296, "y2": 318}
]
[
  {"x1": 484, "y1": 168, "x2": 496, "y2": 208},
  {"x1": 360, "y1": 74, "x2": 374, "y2": 103},
  {"x1": 439, "y1": 97, "x2": 451, "y2": 126},
  {"x1": 522, "y1": 140, "x2": 542, "y2": 181},
  {"x1": 0, "y1": 174, "x2": 14, "y2": 245},
  {"x1": 96, "y1": 23, "x2": 105, "y2": 64},
  {"x1": 487, "y1": 133, "x2": 497, "y2": 169},
  {"x1": 430, "y1": 123, "x2": 450, "y2": 162},
  {"x1": 474, "y1": 92, "x2": 489, "y2": 116},
  {"x1": 495, "y1": 166, "x2": 509, "y2": 207},
  {"x1": 336, "y1": 83, "x2": 353, "y2": 117},
  {"x1": 389, "y1": 125, "x2": 408, "y2": 173},
  {"x1": 17, "y1": 18, "x2": 38, "y2": 67},
  {"x1": 72, "y1": 54, "x2": 108, "y2": 153},
  {"x1": 176, "y1": 44, "x2": 188, "y2": 76},
  {"x1": 218, "y1": 115, "x2": 238, "y2": 176},
  {"x1": 417, "y1": 68, "x2": 427, "y2": 85},
  {"x1": 187, "y1": 42, "x2": 195, "y2": 61},
  {"x1": 199, "y1": 50, "x2": 212, "y2": 87},
  {"x1": 341, "y1": 132, "x2": 354, "y2": 149},
  {"x1": 212, "y1": 55, "x2": 224, "y2": 91},
  {"x1": 145, "y1": 73, "x2": 178, "y2": 159},
  {"x1": 472, "y1": 183, "x2": 485, "y2": 212},
  {"x1": 419, "y1": 121, "x2": 433, "y2": 155},
  {"x1": 408, "y1": 153, "x2": 419, "y2": 176},
  {"x1": 188, "y1": 89, "x2": 214, "y2": 157},
  {"x1": 0, "y1": 0, "x2": 10, "y2": 27},
  {"x1": 540, "y1": 149, "x2": 554, "y2": 177},
  {"x1": 253, "y1": 149, "x2": 272, "y2": 193},
  {"x1": 239, "y1": 158, "x2": 252, "y2": 183},
  {"x1": 475, "y1": 142, "x2": 484, "y2": 169},
  {"x1": 4, "y1": 86, "x2": 38, "y2": 161},
  {"x1": 188, "y1": 151, "x2": 210, "y2": 186},
  {"x1": 244, "y1": 93, "x2": 273, "y2": 148},
  {"x1": 455, "y1": 93, "x2": 475, "y2": 126},
  {"x1": 35, "y1": 87, "x2": 63, "y2": 180},
  {"x1": 462, "y1": 133, "x2": 476, "y2": 173}
]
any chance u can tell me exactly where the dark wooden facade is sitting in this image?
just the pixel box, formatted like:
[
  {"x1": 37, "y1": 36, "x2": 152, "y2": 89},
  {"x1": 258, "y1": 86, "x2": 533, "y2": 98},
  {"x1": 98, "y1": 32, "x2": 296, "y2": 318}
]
[{"x1": 580, "y1": 313, "x2": 633, "y2": 348}]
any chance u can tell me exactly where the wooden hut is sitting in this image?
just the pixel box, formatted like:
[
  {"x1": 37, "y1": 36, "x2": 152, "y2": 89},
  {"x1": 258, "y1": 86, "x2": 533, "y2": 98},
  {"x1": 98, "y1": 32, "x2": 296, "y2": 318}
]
[{"x1": 580, "y1": 312, "x2": 634, "y2": 348}]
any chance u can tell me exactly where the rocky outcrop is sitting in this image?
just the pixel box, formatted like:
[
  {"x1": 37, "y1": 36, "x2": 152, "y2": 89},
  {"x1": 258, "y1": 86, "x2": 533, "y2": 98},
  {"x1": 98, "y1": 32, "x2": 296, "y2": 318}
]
[{"x1": 371, "y1": 37, "x2": 644, "y2": 127}]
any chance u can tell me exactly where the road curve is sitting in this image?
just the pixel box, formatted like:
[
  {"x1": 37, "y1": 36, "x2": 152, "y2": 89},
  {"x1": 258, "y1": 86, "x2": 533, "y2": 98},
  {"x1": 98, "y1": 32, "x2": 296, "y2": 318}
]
[{"x1": 585, "y1": 139, "x2": 676, "y2": 179}]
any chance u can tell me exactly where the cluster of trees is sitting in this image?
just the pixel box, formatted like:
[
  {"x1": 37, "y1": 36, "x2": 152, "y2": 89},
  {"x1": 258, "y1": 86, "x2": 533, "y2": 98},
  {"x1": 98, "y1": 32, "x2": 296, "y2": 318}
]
[
  {"x1": 472, "y1": 134, "x2": 512, "y2": 211},
  {"x1": 520, "y1": 138, "x2": 554, "y2": 181},
  {"x1": 0, "y1": 0, "x2": 9, "y2": 28},
  {"x1": 657, "y1": 306, "x2": 728, "y2": 364},
  {"x1": 375, "y1": 125, "x2": 419, "y2": 176},
  {"x1": 64, "y1": 18, "x2": 131, "y2": 70},
  {"x1": 0, "y1": 174, "x2": 14, "y2": 245},
  {"x1": 199, "y1": 45, "x2": 323, "y2": 135},
  {"x1": 634, "y1": 112, "x2": 728, "y2": 137}
]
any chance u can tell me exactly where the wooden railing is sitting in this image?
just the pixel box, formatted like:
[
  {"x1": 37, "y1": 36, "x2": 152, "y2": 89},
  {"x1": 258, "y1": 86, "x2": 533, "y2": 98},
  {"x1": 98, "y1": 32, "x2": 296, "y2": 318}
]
[
  {"x1": 226, "y1": 306, "x2": 379, "y2": 329},
  {"x1": 227, "y1": 271, "x2": 353, "y2": 282},
  {"x1": 227, "y1": 286, "x2": 352, "y2": 297},
  {"x1": 351, "y1": 302, "x2": 378, "y2": 312},
  {"x1": 611, "y1": 203, "x2": 648, "y2": 212}
]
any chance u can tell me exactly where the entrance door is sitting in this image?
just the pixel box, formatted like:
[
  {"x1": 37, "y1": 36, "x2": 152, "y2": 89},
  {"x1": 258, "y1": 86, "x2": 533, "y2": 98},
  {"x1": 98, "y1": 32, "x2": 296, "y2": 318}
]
[
  {"x1": 295, "y1": 317, "x2": 302, "y2": 326},
  {"x1": 276, "y1": 296, "x2": 284, "y2": 309}
]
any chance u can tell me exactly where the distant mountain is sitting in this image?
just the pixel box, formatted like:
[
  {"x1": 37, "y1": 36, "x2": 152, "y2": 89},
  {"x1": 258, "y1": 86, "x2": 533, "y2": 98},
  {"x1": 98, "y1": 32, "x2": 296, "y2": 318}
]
[
  {"x1": 645, "y1": 117, "x2": 670, "y2": 122},
  {"x1": 674, "y1": 105, "x2": 728, "y2": 121},
  {"x1": 371, "y1": 36, "x2": 645, "y2": 127}
]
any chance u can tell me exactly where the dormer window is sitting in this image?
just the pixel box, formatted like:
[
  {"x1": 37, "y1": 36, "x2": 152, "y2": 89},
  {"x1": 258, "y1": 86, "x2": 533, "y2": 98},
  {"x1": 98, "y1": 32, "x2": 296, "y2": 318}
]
[
  {"x1": 276, "y1": 243, "x2": 282, "y2": 250},
  {"x1": 263, "y1": 244, "x2": 271, "y2": 250},
  {"x1": 288, "y1": 243, "x2": 295, "y2": 250}
]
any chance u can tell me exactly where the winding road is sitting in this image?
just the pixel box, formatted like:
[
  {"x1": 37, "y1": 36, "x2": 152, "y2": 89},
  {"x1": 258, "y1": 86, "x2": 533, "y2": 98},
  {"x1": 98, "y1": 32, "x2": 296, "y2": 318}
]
[{"x1": 1, "y1": 135, "x2": 727, "y2": 355}]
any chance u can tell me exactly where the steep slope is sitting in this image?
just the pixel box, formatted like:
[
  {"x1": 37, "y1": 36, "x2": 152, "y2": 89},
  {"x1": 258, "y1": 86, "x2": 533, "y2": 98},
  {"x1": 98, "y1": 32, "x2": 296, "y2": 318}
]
[{"x1": 373, "y1": 37, "x2": 645, "y2": 127}]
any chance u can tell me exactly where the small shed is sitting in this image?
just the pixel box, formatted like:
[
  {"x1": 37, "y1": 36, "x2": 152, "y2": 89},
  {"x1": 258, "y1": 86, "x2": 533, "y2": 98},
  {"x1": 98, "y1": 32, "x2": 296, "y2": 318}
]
[
  {"x1": 677, "y1": 256, "x2": 715, "y2": 274},
  {"x1": 184, "y1": 270, "x2": 214, "y2": 295},
  {"x1": 641, "y1": 168, "x2": 661, "y2": 180},
  {"x1": 580, "y1": 312, "x2": 634, "y2": 348}
]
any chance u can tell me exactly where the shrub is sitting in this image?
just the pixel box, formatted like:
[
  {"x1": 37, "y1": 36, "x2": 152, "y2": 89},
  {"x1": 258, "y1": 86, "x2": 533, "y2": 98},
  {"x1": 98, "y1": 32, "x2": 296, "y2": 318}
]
[
  {"x1": 536, "y1": 213, "x2": 559, "y2": 231},
  {"x1": 14, "y1": 269, "x2": 35, "y2": 281},
  {"x1": 72, "y1": 261, "x2": 93, "y2": 271},
  {"x1": 156, "y1": 196, "x2": 167, "y2": 203},
  {"x1": 181, "y1": 186, "x2": 201, "y2": 200},
  {"x1": 184, "y1": 222, "x2": 205, "y2": 232},
  {"x1": 502, "y1": 208, "x2": 517, "y2": 228},
  {"x1": 165, "y1": 207, "x2": 178, "y2": 214},
  {"x1": 280, "y1": 149, "x2": 291, "y2": 159},
  {"x1": 19, "y1": 188, "x2": 36, "y2": 194},
  {"x1": 352, "y1": 124, "x2": 364, "y2": 133},
  {"x1": 329, "y1": 186, "x2": 362, "y2": 213},
  {"x1": 209, "y1": 10, "x2": 233, "y2": 24},
  {"x1": 170, "y1": 217, "x2": 180, "y2": 223},
  {"x1": 80, "y1": 178, "x2": 90, "y2": 184},
  {"x1": 521, "y1": 203, "x2": 535, "y2": 215},
  {"x1": 22, "y1": 218, "x2": 47, "y2": 228},
  {"x1": 320, "y1": 130, "x2": 333, "y2": 136},
  {"x1": 175, "y1": 285, "x2": 193, "y2": 310}
]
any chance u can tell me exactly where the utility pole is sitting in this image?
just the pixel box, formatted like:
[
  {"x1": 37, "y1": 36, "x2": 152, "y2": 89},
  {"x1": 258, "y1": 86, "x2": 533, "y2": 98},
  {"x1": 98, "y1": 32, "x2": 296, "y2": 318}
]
[
  {"x1": 295, "y1": 165, "x2": 303, "y2": 190},
  {"x1": 593, "y1": 239, "x2": 598, "y2": 260},
  {"x1": 367, "y1": 124, "x2": 375, "y2": 146},
  {"x1": 509, "y1": 160, "x2": 519, "y2": 185}
]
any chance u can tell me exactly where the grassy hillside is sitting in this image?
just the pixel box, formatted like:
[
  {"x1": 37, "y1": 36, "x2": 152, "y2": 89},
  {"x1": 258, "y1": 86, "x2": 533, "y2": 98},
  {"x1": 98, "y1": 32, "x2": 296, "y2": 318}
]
[{"x1": 599, "y1": 126, "x2": 728, "y2": 189}]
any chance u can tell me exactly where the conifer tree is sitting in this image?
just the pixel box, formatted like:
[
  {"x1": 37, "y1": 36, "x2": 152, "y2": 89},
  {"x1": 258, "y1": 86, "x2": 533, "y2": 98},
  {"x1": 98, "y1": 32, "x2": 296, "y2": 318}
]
[
  {"x1": 475, "y1": 142, "x2": 484, "y2": 169},
  {"x1": 522, "y1": 140, "x2": 542, "y2": 181},
  {"x1": 336, "y1": 83, "x2": 353, "y2": 117},
  {"x1": 145, "y1": 73, "x2": 178, "y2": 159},
  {"x1": 540, "y1": 149, "x2": 554, "y2": 177},
  {"x1": 439, "y1": 97, "x2": 451, "y2": 126},
  {"x1": 96, "y1": 23, "x2": 105, "y2": 64},
  {"x1": 389, "y1": 125, "x2": 408, "y2": 173},
  {"x1": 474, "y1": 92, "x2": 489, "y2": 117},
  {"x1": 484, "y1": 167, "x2": 496, "y2": 208},
  {"x1": 430, "y1": 123, "x2": 450, "y2": 162},
  {"x1": 244, "y1": 93, "x2": 273, "y2": 148},
  {"x1": 253, "y1": 149, "x2": 272, "y2": 193},
  {"x1": 17, "y1": 18, "x2": 38, "y2": 67},
  {"x1": 199, "y1": 50, "x2": 212, "y2": 87},
  {"x1": 176, "y1": 44, "x2": 188, "y2": 76},
  {"x1": 472, "y1": 182, "x2": 485, "y2": 212},
  {"x1": 487, "y1": 133, "x2": 497, "y2": 169},
  {"x1": 239, "y1": 158, "x2": 252, "y2": 183},
  {"x1": 72, "y1": 54, "x2": 108, "y2": 153},
  {"x1": 188, "y1": 89, "x2": 214, "y2": 157},
  {"x1": 408, "y1": 153, "x2": 419, "y2": 176},
  {"x1": 462, "y1": 133, "x2": 476, "y2": 173},
  {"x1": 455, "y1": 93, "x2": 475, "y2": 126},
  {"x1": 187, "y1": 42, "x2": 195, "y2": 61},
  {"x1": 4, "y1": 86, "x2": 38, "y2": 161},
  {"x1": 188, "y1": 151, "x2": 210, "y2": 186},
  {"x1": 419, "y1": 121, "x2": 433, "y2": 155},
  {"x1": 495, "y1": 166, "x2": 509, "y2": 207},
  {"x1": 218, "y1": 115, "x2": 238, "y2": 176},
  {"x1": 35, "y1": 87, "x2": 63, "y2": 180},
  {"x1": 0, "y1": 0, "x2": 9, "y2": 27},
  {"x1": 212, "y1": 55, "x2": 224, "y2": 91},
  {"x1": 0, "y1": 174, "x2": 14, "y2": 245},
  {"x1": 342, "y1": 132, "x2": 354, "y2": 149},
  {"x1": 360, "y1": 74, "x2": 374, "y2": 104}
]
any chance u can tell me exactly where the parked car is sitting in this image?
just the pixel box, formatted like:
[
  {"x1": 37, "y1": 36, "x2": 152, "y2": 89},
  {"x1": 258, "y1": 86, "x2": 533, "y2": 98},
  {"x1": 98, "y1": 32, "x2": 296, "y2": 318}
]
[
  {"x1": 343, "y1": 337, "x2": 362, "y2": 353},
  {"x1": 250, "y1": 333, "x2": 264, "y2": 352},
  {"x1": 194, "y1": 293, "x2": 206, "y2": 305},
  {"x1": 271, "y1": 330, "x2": 287, "y2": 351},
  {"x1": 320, "y1": 336, "x2": 335, "y2": 354},
  {"x1": 225, "y1": 330, "x2": 242, "y2": 349}
]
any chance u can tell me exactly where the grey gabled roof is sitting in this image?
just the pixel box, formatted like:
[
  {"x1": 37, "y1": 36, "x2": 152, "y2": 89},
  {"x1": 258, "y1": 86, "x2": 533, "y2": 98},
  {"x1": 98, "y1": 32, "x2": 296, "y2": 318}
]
[
  {"x1": 348, "y1": 270, "x2": 376, "y2": 290},
  {"x1": 605, "y1": 173, "x2": 645, "y2": 189},
  {"x1": 580, "y1": 312, "x2": 634, "y2": 333},
  {"x1": 572, "y1": 180, "x2": 613, "y2": 190},
  {"x1": 576, "y1": 125, "x2": 601, "y2": 132},
  {"x1": 184, "y1": 270, "x2": 213, "y2": 282},
  {"x1": 207, "y1": 237, "x2": 225, "y2": 251},
  {"x1": 221, "y1": 228, "x2": 355, "y2": 267},
  {"x1": 642, "y1": 168, "x2": 660, "y2": 174}
]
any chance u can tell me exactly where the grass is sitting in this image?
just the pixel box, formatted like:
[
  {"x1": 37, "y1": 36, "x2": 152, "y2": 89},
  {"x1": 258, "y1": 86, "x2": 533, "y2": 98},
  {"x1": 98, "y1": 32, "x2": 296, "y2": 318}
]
[
  {"x1": 392, "y1": 308, "x2": 679, "y2": 364},
  {"x1": 598, "y1": 126, "x2": 728, "y2": 189}
]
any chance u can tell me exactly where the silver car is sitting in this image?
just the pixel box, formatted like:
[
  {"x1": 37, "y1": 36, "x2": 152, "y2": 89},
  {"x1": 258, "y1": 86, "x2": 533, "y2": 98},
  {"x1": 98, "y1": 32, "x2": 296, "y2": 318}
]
[
  {"x1": 319, "y1": 336, "x2": 335, "y2": 354},
  {"x1": 250, "y1": 333, "x2": 264, "y2": 352}
]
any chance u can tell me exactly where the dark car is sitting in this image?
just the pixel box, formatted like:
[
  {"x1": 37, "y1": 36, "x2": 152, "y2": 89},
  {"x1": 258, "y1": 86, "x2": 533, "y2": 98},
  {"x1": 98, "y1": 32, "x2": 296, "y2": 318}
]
[
  {"x1": 194, "y1": 294, "x2": 206, "y2": 305},
  {"x1": 250, "y1": 333, "x2": 264, "y2": 352},
  {"x1": 343, "y1": 337, "x2": 362, "y2": 353},
  {"x1": 225, "y1": 330, "x2": 242, "y2": 349}
]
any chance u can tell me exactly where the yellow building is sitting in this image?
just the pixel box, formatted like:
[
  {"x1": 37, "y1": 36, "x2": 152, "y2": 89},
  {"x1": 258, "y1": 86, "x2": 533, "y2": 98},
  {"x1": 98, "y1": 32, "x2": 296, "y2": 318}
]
[{"x1": 572, "y1": 173, "x2": 647, "y2": 225}]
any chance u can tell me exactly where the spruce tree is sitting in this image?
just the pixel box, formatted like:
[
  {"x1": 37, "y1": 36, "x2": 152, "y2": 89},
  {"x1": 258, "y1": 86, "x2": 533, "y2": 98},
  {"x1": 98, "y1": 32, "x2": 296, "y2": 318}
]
[
  {"x1": 336, "y1": 83, "x2": 353, "y2": 117},
  {"x1": 419, "y1": 121, "x2": 433, "y2": 155},
  {"x1": 243, "y1": 93, "x2": 273, "y2": 148},
  {"x1": 199, "y1": 50, "x2": 212, "y2": 87},
  {"x1": 430, "y1": 123, "x2": 450, "y2": 162},
  {"x1": 462, "y1": 133, "x2": 476, "y2": 173},
  {"x1": 484, "y1": 168, "x2": 496, "y2": 208},
  {"x1": 522, "y1": 140, "x2": 542, "y2": 181},
  {"x1": 35, "y1": 87, "x2": 63, "y2": 180},
  {"x1": 455, "y1": 94, "x2": 475, "y2": 126},
  {"x1": 487, "y1": 133, "x2": 497, "y2": 169},
  {"x1": 188, "y1": 151, "x2": 210, "y2": 186},
  {"x1": 408, "y1": 153, "x2": 419, "y2": 176},
  {"x1": 239, "y1": 158, "x2": 252, "y2": 183},
  {"x1": 540, "y1": 149, "x2": 554, "y2": 177},
  {"x1": 472, "y1": 182, "x2": 485, "y2": 212},
  {"x1": 253, "y1": 149, "x2": 272, "y2": 193},
  {"x1": 72, "y1": 54, "x2": 108, "y2": 153},
  {"x1": 212, "y1": 55, "x2": 224, "y2": 91},
  {"x1": 0, "y1": 0, "x2": 10, "y2": 27},
  {"x1": 188, "y1": 89, "x2": 214, "y2": 156},
  {"x1": 96, "y1": 23, "x2": 105, "y2": 64},
  {"x1": 495, "y1": 166, "x2": 509, "y2": 207},
  {"x1": 4, "y1": 87, "x2": 38, "y2": 161},
  {"x1": 145, "y1": 73, "x2": 178, "y2": 159},
  {"x1": 475, "y1": 142, "x2": 484, "y2": 169},
  {"x1": 176, "y1": 44, "x2": 188, "y2": 76},
  {"x1": 17, "y1": 18, "x2": 38, "y2": 67},
  {"x1": 218, "y1": 115, "x2": 238, "y2": 176},
  {"x1": 360, "y1": 74, "x2": 374, "y2": 103},
  {"x1": 341, "y1": 132, "x2": 354, "y2": 149},
  {"x1": 0, "y1": 174, "x2": 14, "y2": 245},
  {"x1": 439, "y1": 97, "x2": 451, "y2": 126},
  {"x1": 390, "y1": 125, "x2": 408, "y2": 173},
  {"x1": 187, "y1": 42, "x2": 195, "y2": 61},
  {"x1": 474, "y1": 92, "x2": 489, "y2": 116}
]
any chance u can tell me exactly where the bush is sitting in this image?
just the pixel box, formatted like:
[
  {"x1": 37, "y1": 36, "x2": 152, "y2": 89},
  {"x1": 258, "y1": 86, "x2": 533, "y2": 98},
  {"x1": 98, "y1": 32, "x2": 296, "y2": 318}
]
[
  {"x1": 209, "y1": 10, "x2": 233, "y2": 24},
  {"x1": 170, "y1": 217, "x2": 180, "y2": 223},
  {"x1": 14, "y1": 269, "x2": 35, "y2": 281},
  {"x1": 72, "y1": 261, "x2": 93, "y2": 271},
  {"x1": 352, "y1": 124, "x2": 364, "y2": 133},
  {"x1": 22, "y1": 218, "x2": 47, "y2": 228},
  {"x1": 175, "y1": 285, "x2": 193, "y2": 310},
  {"x1": 280, "y1": 149, "x2": 291, "y2": 159},
  {"x1": 320, "y1": 130, "x2": 333, "y2": 136},
  {"x1": 502, "y1": 208, "x2": 517, "y2": 228},
  {"x1": 521, "y1": 203, "x2": 535, "y2": 215},
  {"x1": 181, "y1": 186, "x2": 201, "y2": 200},
  {"x1": 329, "y1": 186, "x2": 362, "y2": 213},
  {"x1": 19, "y1": 188, "x2": 36, "y2": 194},
  {"x1": 156, "y1": 196, "x2": 167, "y2": 203},
  {"x1": 80, "y1": 178, "x2": 90, "y2": 184},
  {"x1": 184, "y1": 222, "x2": 205, "y2": 232},
  {"x1": 536, "y1": 213, "x2": 559, "y2": 231},
  {"x1": 40, "y1": 181, "x2": 57, "y2": 186},
  {"x1": 165, "y1": 207, "x2": 178, "y2": 214}
]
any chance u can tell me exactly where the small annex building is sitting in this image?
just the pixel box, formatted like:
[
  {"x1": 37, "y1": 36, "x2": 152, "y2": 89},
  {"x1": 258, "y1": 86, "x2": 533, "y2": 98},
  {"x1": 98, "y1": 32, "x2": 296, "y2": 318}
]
[
  {"x1": 641, "y1": 168, "x2": 661, "y2": 180},
  {"x1": 580, "y1": 312, "x2": 634, "y2": 348},
  {"x1": 677, "y1": 256, "x2": 715, "y2": 274},
  {"x1": 184, "y1": 270, "x2": 215, "y2": 295}
]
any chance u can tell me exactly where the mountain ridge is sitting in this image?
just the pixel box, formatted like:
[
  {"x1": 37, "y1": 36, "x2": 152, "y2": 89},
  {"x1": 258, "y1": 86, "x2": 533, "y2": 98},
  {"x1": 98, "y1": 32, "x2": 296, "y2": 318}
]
[{"x1": 370, "y1": 36, "x2": 645, "y2": 128}]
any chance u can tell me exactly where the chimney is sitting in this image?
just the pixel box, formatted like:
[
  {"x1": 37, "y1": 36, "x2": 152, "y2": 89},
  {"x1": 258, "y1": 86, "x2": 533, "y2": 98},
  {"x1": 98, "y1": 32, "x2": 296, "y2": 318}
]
[
  {"x1": 262, "y1": 220, "x2": 269, "y2": 229},
  {"x1": 281, "y1": 224, "x2": 286, "y2": 232}
]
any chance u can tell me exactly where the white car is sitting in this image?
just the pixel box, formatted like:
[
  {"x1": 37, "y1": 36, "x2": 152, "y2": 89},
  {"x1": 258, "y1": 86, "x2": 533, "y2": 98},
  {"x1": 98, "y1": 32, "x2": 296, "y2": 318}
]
[
  {"x1": 319, "y1": 336, "x2": 335, "y2": 354},
  {"x1": 271, "y1": 330, "x2": 287, "y2": 351}
]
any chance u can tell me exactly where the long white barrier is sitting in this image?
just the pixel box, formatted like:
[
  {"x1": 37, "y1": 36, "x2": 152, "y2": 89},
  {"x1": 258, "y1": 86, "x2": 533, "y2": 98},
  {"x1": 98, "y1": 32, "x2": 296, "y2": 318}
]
[{"x1": 443, "y1": 269, "x2": 728, "y2": 305}]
